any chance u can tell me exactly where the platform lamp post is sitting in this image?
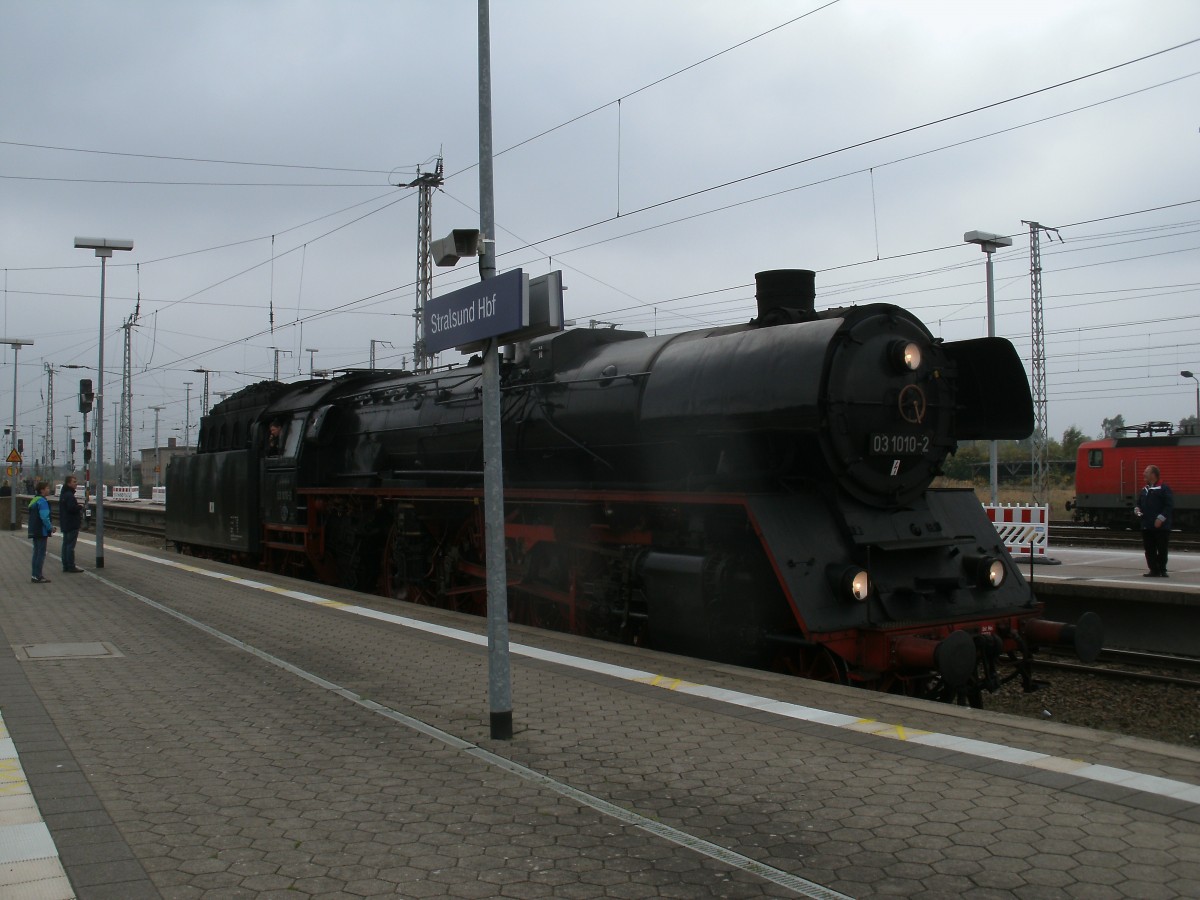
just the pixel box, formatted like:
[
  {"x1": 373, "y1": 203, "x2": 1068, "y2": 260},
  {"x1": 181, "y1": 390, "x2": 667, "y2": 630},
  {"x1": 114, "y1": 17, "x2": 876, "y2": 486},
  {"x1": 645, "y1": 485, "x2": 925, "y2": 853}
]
[
  {"x1": 964, "y1": 230, "x2": 1013, "y2": 506},
  {"x1": 74, "y1": 237, "x2": 133, "y2": 568},
  {"x1": 1182, "y1": 371, "x2": 1199, "y2": 426},
  {"x1": 2, "y1": 338, "x2": 32, "y2": 529}
]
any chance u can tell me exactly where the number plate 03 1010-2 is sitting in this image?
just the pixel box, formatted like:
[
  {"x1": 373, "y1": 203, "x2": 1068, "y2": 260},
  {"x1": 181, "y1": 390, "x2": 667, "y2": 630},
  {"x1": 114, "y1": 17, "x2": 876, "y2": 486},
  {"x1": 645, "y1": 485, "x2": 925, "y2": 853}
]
[{"x1": 868, "y1": 432, "x2": 930, "y2": 456}]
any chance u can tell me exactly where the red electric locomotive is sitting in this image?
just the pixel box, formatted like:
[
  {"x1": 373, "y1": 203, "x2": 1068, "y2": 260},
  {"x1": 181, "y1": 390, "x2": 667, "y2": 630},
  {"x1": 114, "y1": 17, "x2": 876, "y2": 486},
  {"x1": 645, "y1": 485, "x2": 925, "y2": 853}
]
[{"x1": 1070, "y1": 421, "x2": 1200, "y2": 530}]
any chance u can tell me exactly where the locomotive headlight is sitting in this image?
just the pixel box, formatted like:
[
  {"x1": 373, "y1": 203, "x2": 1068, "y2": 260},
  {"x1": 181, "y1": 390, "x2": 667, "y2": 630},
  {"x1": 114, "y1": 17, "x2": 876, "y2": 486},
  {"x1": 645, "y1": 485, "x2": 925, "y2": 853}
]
[
  {"x1": 890, "y1": 340, "x2": 922, "y2": 372},
  {"x1": 964, "y1": 554, "x2": 1005, "y2": 589},
  {"x1": 850, "y1": 568, "x2": 871, "y2": 600},
  {"x1": 827, "y1": 564, "x2": 870, "y2": 602}
]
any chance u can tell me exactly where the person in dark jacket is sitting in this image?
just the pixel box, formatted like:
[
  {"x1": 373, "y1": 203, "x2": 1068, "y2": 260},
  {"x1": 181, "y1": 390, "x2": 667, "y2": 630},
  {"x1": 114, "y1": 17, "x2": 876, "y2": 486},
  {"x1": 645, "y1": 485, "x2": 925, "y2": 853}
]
[
  {"x1": 27, "y1": 481, "x2": 54, "y2": 583},
  {"x1": 1135, "y1": 464, "x2": 1174, "y2": 577},
  {"x1": 59, "y1": 475, "x2": 84, "y2": 573},
  {"x1": 266, "y1": 419, "x2": 284, "y2": 455}
]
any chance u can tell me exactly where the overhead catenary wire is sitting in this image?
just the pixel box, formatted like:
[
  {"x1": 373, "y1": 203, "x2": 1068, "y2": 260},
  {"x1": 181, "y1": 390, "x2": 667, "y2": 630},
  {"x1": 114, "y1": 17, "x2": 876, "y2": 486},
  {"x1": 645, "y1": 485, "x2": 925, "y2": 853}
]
[
  {"x1": 0, "y1": 138, "x2": 410, "y2": 175},
  {"x1": 7, "y1": 41, "x2": 1194, "y2": 347},
  {"x1": 6, "y1": 19, "x2": 1197, "y2": 440},
  {"x1": 492, "y1": 40, "x2": 1200, "y2": 259},
  {"x1": 507, "y1": 70, "x2": 1200, "y2": 268},
  {"x1": 29, "y1": 194, "x2": 1197, "y2": 387}
]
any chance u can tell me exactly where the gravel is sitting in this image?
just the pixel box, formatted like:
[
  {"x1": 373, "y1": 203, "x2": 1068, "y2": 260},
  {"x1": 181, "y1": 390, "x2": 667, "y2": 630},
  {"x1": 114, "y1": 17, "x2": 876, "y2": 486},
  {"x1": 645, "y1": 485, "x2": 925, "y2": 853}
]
[{"x1": 983, "y1": 667, "x2": 1200, "y2": 748}]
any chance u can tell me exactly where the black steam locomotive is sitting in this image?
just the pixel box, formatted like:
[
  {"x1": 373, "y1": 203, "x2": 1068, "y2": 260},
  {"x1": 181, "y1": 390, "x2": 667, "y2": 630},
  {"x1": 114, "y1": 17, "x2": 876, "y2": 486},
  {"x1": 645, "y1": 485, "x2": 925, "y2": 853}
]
[{"x1": 167, "y1": 269, "x2": 1101, "y2": 705}]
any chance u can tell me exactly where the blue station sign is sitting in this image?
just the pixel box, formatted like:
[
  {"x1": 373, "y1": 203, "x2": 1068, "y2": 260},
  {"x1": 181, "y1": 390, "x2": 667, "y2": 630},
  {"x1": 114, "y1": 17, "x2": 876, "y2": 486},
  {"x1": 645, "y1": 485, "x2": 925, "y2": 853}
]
[{"x1": 424, "y1": 268, "x2": 527, "y2": 355}]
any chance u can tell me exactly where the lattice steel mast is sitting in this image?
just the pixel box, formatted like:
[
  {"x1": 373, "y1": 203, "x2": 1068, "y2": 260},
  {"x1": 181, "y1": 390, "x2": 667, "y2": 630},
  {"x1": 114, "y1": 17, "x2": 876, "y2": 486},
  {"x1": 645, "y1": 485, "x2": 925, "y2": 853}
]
[
  {"x1": 118, "y1": 313, "x2": 136, "y2": 485},
  {"x1": 191, "y1": 368, "x2": 212, "y2": 422},
  {"x1": 407, "y1": 157, "x2": 444, "y2": 374},
  {"x1": 43, "y1": 363, "x2": 54, "y2": 474},
  {"x1": 1022, "y1": 220, "x2": 1061, "y2": 505}
]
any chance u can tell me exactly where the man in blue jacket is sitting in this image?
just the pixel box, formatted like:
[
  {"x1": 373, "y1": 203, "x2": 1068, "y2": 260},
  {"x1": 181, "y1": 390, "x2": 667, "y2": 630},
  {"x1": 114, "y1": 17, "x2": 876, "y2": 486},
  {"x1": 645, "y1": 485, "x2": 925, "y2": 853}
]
[
  {"x1": 27, "y1": 481, "x2": 54, "y2": 583},
  {"x1": 1135, "y1": 465, "x2": 1174, "y2": 577},
  {"x1": 59, "y1": 475, "x2": 84, "y2": 573}
]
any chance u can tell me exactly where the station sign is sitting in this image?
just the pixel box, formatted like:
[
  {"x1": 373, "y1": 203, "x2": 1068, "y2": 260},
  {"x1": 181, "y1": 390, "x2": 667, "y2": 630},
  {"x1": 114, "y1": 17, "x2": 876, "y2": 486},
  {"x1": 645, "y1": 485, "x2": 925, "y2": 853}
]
[{"x1": 424, "y1": 268, "x2": 564, "y2": 355}]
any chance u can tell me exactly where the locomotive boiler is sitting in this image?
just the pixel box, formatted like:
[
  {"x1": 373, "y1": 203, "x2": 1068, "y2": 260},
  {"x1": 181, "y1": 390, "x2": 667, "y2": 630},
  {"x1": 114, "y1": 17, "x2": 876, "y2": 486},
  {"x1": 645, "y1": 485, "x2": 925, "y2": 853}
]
[{"x1": 167, "y1": 269, "x2": 1101, "y2": 705}]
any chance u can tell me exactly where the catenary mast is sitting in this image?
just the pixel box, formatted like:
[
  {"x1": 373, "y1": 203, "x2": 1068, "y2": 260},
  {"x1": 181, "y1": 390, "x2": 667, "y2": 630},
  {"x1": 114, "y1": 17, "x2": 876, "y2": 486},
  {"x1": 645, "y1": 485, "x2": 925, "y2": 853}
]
[
  {"x1": 118, "y1": 314, "x2": 136, "y2": 485},
  {"x1": 408, "y1": 157, "x2": 443, "y2": 373},
  {"x1": 1023, "y1": 220, "x2": 1060, "y2": 506},
  {"x1": 43, "y1": 363, "x2": 54, "y2": 475}
]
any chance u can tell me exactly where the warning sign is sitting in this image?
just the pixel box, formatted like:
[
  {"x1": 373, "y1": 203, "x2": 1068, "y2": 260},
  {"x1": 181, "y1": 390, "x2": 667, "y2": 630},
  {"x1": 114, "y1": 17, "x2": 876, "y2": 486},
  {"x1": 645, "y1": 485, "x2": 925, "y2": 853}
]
[{"x1": 5, "y1": 449, "x2": 20, "y2": 464}]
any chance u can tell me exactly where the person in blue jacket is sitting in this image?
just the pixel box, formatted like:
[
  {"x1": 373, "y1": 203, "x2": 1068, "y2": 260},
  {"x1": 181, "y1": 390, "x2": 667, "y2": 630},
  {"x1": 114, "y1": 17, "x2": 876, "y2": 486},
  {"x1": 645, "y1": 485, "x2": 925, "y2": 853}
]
[
  {"x1": 27, "y1": 480, "x2": 55, "y2": 583},
  {"x1": 1135, "y1": 464, "x2": 1174, "y2": 577}
]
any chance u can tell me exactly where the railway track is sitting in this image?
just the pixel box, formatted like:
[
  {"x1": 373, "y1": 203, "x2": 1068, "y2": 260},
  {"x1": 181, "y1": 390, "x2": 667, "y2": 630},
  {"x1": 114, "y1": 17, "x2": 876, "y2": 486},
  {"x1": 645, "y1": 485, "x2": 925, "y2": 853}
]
[
  {"x1": 95, "y1": 504, "x2": 1200, "y2": 743},
  {"x1": 94, "y1": 513, "x2": 1200, "y2": 556},
  {"x1": 1037, "y1": 648, "x2": 1200, "y2": 690},
  {"x1": 99, "y1": 519, "x2": 170, "y2": 541},
  {"x1": 111, "y1": 513, "x2": 1192, "y2": 550},
  {"x1": 96, "y1": 508, "x2": 1200, "y2": 681},
  {"x1": 79, "y1": 503, "x2": 168, "y2": 543},
  {"x1": 109, "y1": 512, "x2": 1194, "y2": 549}
]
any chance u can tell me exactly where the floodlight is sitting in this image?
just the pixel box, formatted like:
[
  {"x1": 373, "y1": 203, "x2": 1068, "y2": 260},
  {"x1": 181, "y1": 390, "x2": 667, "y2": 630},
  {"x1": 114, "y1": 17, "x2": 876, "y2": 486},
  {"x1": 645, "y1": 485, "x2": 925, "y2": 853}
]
[{"x1": 963, "y1": 230, "x2": 1012, "y2": 252}]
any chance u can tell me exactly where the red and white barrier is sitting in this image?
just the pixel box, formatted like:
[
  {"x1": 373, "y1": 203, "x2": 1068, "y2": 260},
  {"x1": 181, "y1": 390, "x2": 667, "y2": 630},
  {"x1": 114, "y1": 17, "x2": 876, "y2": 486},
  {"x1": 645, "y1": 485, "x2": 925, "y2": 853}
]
[
  {"x1": 985, "y1": 504, "x2": 1048, "y2": 557},
  {"x1": 112, "y1": 485, "x2": 140, "y2": 502}
]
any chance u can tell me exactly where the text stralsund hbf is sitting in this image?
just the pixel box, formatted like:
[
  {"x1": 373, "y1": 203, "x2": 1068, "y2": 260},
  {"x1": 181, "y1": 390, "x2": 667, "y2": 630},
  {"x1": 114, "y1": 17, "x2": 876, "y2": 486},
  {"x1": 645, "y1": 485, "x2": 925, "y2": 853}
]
[{"x1": 429, "y1": 294, "x2": 499, "y2": 334}]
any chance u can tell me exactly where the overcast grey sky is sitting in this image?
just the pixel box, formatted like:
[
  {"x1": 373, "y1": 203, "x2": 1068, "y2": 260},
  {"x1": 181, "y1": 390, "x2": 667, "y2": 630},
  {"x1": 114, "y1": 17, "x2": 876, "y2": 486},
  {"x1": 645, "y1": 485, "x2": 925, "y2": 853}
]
[{"x1": 1, "y1": 0, "x2": 1198, "y2": 465}]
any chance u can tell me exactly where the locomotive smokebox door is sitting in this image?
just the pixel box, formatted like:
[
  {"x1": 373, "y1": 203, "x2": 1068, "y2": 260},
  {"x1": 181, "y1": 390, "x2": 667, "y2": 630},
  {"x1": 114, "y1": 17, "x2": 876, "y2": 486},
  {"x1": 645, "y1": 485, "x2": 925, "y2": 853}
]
[{"x1": 821, "y1": 309, "x2": 954, "y2": 507}]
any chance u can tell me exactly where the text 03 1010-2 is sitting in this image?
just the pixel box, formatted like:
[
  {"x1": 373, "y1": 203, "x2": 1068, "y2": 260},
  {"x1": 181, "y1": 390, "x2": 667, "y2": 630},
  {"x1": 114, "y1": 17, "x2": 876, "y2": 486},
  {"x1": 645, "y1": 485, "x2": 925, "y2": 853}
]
[{"x1": 869, "y1": 433, "x2": 930, "y2": 456}]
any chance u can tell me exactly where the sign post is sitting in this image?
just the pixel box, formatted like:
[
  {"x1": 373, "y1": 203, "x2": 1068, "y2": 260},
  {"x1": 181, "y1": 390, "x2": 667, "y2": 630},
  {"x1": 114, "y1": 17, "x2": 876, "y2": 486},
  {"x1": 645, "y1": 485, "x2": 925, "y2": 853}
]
[
  {"x1": 461, "y1": 0, "x2": 565, "y2": 739},
  {"x1": 423, "y1": 266, "x2": 564, "y2": 741},
  {"x1": 1, "y1": 338, "x2": 33, "y2": 530}
]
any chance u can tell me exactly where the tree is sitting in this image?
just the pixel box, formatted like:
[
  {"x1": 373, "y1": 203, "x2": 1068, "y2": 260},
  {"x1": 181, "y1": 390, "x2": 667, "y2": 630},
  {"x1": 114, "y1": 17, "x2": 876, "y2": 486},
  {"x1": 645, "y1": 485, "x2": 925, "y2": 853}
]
[
  {"x1": 1061, "y1": 425, "x2": 1089, "y2": 458},
  {"x1": 1179, "y1": 415, "x2": 1197, "y2": 435},
  {"x1": 942, "y1": 440, "x2": 983, "y2": 481},
  {"x1": 1101, "y1": 414, "x2": 1125, "y2": 438}
]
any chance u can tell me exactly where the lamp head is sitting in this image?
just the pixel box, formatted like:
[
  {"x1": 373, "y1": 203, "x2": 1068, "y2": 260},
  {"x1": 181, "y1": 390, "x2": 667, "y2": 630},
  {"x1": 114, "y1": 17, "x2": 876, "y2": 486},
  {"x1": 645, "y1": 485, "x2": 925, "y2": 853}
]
[
  {"x1": 964, "y1": 230, "x2": 1013, "y2": 253},
  {"x1": 74, "y1": 237, "x2": 133, "y2": 259}
]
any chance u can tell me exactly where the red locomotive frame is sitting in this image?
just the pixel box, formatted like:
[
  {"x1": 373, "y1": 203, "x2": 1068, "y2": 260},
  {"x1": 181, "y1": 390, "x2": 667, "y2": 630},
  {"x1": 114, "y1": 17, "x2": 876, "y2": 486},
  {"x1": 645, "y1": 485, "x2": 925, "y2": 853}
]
[{"x1": 1071, "y1": 421, "x2": 1200, "y2": 530}]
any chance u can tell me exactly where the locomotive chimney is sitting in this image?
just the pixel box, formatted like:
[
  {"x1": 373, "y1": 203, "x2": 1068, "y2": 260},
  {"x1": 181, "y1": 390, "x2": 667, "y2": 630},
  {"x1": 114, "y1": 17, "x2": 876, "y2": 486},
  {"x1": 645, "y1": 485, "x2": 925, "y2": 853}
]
[{"x1": 754, "y1": 269, "x2": 817, "y2": 326}]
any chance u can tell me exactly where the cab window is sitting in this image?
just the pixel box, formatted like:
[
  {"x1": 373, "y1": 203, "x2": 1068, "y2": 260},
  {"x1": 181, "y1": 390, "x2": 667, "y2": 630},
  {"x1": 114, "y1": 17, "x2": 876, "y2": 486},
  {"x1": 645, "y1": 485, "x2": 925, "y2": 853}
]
[
  {"x1": 281, "y1": 418, "x2": 302, "y2": 457},
  {"x1": 1088, "y1": 449, "x2": 1103, "y2": 468},
  {"x1": 265, "y1": 417, "x2": 303, "y2": 458}
]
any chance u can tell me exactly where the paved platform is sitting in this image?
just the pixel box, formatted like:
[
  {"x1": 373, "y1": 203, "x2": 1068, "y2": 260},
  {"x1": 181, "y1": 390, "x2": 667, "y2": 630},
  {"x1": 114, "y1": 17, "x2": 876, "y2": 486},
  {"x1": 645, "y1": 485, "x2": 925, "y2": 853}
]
[
  {"x1": 1, "y1": 532, "x2": 1198, "y2": 899},
  {"x1": 1031, "y1": 542, "x2": 1200, "y2": 592},
  {"x1": 1025, "y1": 545, "x2": 1200, "y2": 656}
]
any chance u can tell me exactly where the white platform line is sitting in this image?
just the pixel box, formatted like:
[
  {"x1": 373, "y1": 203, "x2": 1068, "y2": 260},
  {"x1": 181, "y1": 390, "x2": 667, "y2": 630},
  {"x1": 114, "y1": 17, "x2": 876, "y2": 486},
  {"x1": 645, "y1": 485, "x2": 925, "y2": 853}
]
[
  {"x1": 100, "y1": 541, "x2": 1200, "y2": 810},
  {"x1": 0, "y1": 712, "x2": 75, "y2": 899}
]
